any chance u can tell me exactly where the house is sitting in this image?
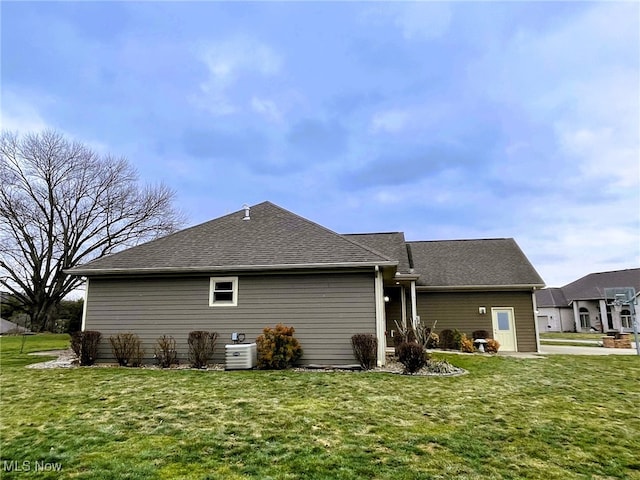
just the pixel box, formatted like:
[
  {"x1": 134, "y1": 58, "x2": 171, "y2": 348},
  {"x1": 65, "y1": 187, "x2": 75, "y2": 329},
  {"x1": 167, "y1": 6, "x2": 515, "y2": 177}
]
[
  {"x1": 66, "y1": 202, "x2": 545, "y2": 365},
  {"x1": 0, "y1": 318, "x2": 29, "y2": 335},
  {"x1": 536, "y1": 269, "x2": 640, "y2": 333},
  {"x1": 0, "y1": 291, "x2": 30, "y2": 335},
  {"x1": 346, "y1": 234, "x2": 544, "y2": 353}
]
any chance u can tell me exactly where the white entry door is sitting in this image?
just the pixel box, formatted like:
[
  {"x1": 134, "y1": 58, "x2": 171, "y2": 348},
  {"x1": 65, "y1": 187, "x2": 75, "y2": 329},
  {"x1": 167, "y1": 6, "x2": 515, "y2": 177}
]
[{"x1": 492, "y1": 308, "x2": 517, "y2": 351}]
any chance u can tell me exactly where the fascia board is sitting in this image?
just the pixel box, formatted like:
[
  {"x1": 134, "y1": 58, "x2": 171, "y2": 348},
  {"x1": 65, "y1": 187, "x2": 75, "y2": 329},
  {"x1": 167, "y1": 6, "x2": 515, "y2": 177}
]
[
  {"x1": 65, "y1": 260, "x2": 398, "y2": 277},
  {"x1": 394, "y1": 273, "x2": 421, "y2": 280},
  {"x1": 416, "y1": 284, "x2": 545, "y2": 291}
]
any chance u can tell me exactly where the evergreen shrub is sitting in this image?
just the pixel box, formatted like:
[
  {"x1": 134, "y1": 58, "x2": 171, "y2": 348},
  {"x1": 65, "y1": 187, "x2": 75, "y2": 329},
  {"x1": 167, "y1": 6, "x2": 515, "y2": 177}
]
[{"x1": 256, "y1": 324, "x2": 302, "y2": 369}]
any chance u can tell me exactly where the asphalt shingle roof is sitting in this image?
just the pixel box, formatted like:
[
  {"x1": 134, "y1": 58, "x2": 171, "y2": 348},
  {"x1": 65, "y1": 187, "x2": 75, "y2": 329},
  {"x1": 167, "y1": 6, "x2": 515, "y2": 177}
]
[
  {"x1": 343, "y1": 232, "x2": 413, "y2": 274},
  {"x1": 408, "y1": 238, "x2": 545, "y2": 287},
  {"x1": 558, "y1": 268, "x2": 640, "y2": 301},
  {"x1": 67, "y1": 202, "x2": 395, "y2": 275},
  {"x1": 67, "y1": 202, "x2": 545, "y2": 289},
  {"x1": 535, "y1": 287, "x2": 568, "y2": 307}
]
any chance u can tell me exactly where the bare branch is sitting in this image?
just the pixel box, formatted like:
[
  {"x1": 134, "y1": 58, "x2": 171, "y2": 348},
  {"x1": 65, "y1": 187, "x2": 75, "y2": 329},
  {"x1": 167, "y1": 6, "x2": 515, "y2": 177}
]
[{"x1": 0, "y1": 129, "x2": 184, "y2": 330}]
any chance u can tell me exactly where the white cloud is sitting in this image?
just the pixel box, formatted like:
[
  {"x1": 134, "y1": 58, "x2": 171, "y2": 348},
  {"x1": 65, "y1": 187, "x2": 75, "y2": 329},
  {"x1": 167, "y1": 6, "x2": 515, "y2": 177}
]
[
  {"x1": 374, "y1": 190, "x2": 402, "y2": 205},
  {"x1": 556, "y1": 124, "x2": 638, "y2": 189},
  {"x1": 370, "y1": 109, "x2": 410, "y2": 133},
  {"x1": 0, "y1": 91, "x2": 125, "y2": 157},
  {"x1": 200, "y1": 37, "x2": 281, "y2": 80},
  {"x1": 251, "y1": 96, "x2": 283, "y2": 124},
  {"x1": 394, "y1": 2, "x2": 452, "y2": 40},
  {"x1": 528, "y1": 220, "x2": 639, "y2": 288},
  {"x1": 469, "y1": 3, "x2": 639, "y2": 120},
  {"x1": 463, "y1": 3, "x2": 639, "y2": 285},
  {"x1": 0, "y1": 91, "x2": 50, "y2": 132},
  {"x1": 360, "y1": 3, "x2": 452, "y2": 40},
  {"x1": 192, "y1": 36, "x2": 283, "y2": 116}
]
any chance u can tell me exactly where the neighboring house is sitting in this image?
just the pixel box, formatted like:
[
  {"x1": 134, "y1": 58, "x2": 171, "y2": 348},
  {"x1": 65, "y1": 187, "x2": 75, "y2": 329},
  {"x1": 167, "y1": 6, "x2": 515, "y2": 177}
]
[
  {"x1": 0, "y1": 319, "x2": 29, "y2": 335},
  {"x1": 0, "y1": 291, "x2": 29, "y2": 334},
  {"x1": 535, "y1": 268, "x2": 640, "y2": 333},
  {"x1": 66, "y1": 202, "x2": 545, "y2": 365}
]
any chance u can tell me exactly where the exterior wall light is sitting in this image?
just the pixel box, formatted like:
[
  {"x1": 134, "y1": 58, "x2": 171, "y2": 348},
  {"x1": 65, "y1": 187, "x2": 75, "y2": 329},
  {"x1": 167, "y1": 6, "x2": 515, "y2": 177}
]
[{"x1": 479, "y1": 307, "x2": 486, "y2": 315}]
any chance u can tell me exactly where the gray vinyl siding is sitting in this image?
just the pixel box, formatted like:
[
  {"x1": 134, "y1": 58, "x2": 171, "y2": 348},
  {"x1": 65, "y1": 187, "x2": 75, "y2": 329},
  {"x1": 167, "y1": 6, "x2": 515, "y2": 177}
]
[
  {"x1": 84, "y1": 271, "x2": 376, "y2": 365},
  {"x1": 416, "y1": 290, "x2": 537, "y2": 352}
]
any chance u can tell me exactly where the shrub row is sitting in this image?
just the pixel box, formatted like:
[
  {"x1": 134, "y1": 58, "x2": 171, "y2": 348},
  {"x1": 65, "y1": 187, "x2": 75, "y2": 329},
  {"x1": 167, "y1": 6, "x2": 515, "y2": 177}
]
[
  {"x1": 70, "y1": 331, "x2": 219, "y2": 368},
  {"x1": 70, "y1": 324, "x2": 497, "y2": 372},
  {"x1": 70, "y1": 325, "x2": 306, "y2": 370},
  {"x1": 437, "y1": 328, "x2": 500, "y2": 353},
  {"x1": 389, "y1": 322, "x2": 500, "y2": 354}
]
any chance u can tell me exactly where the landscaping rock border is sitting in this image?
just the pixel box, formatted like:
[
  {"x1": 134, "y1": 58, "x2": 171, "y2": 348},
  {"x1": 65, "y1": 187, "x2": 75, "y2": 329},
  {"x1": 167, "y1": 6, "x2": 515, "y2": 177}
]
[{"x1": 26, "y1": 350, "x2": 467, "y2": 377}]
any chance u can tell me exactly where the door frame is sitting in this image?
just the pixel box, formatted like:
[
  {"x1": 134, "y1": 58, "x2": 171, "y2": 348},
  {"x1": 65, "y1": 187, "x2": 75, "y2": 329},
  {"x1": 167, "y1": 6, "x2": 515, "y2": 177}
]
[{"x1": 491, "y1": 307, "x2": 517, "y2": 352}]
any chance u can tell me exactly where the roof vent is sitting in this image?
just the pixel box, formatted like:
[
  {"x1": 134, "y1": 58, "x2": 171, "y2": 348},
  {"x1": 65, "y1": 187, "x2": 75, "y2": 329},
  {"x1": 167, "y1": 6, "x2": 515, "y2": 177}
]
[{"x1": 242, "y1": 204, "x2": 251, "y2": 221}]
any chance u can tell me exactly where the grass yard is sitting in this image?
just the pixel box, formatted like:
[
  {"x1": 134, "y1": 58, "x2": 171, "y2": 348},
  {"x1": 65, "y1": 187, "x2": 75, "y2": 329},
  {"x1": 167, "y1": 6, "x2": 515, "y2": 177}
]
[{"x1": 1, "y1": 335, "x2": 639, "y2": 479}]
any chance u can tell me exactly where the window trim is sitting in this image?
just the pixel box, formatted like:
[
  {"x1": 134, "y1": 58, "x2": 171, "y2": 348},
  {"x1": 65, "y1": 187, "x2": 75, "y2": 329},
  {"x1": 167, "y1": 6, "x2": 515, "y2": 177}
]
[
  {"x1": 209, "y1": 276, "x2": 238, "y2": 307},
  {"x1": 621, "y1": 309, "x2": 632, "y2": 329}
]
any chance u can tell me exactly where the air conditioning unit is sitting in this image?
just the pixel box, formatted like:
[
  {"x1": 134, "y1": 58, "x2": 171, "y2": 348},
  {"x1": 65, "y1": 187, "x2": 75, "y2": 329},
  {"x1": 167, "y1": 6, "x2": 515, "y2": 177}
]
[{"x1": 225, "y1": 343, "x2": 257, "y2": 370}]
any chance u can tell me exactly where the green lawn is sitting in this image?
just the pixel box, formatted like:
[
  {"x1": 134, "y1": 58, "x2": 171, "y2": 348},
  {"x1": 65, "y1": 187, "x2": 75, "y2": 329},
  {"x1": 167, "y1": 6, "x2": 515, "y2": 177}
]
[{"x1": 1, "y1": 335, "x2": 639, "y2": 479}]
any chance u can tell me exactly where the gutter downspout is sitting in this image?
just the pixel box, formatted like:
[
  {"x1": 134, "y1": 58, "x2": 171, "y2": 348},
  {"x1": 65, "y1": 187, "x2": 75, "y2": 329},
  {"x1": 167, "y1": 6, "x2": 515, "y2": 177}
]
[
  {"x1": 532, "y1": 289, "x2": 541, "y2": 353},
  {"x1": 81, "y1": 278, "x2": 89, "y2": 332},
  {"x1": 401, "y1": 285, "x2": 407, "y2": 329},
  {"x1": 410, "y1": 280, "x2": 418, "y2": 329},
  {"x1": 374, "y1": 266, "x2": 386, "y2": 366}
]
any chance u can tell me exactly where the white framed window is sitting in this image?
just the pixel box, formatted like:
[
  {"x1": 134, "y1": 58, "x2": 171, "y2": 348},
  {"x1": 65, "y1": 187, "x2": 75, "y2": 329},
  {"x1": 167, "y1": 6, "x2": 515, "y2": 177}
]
[
  {"x1": 209, "y1": 277, "x2": 238, "y2": 307},
  {"x1": 621, "y1": 309, "x2": 632, "y2": 329}
]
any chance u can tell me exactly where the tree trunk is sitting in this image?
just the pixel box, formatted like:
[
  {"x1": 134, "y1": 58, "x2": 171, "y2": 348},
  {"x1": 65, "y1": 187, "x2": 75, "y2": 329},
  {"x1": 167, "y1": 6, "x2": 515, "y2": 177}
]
[{"x1": 28, "y1": 304, "x2": 57, "y2": 332}]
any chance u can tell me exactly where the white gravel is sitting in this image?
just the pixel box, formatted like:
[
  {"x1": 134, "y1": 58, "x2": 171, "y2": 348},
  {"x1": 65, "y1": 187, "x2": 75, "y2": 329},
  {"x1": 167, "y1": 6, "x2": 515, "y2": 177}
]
[{"x1": 26, "y1": 351, "x2": 466, "y2": 376}]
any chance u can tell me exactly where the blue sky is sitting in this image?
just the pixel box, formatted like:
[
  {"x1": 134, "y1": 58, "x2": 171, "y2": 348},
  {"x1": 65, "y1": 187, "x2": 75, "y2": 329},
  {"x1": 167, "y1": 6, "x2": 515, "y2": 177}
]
[{"x1": 2, "y1": 1, "x2": 639, "y2": 287}]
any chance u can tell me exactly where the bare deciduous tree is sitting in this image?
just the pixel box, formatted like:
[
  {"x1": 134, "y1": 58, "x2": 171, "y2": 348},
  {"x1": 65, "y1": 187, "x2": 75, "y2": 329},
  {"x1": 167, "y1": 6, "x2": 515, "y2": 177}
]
[{"x1": 0, "y1": 130, "x2": 184, "y2": 331}]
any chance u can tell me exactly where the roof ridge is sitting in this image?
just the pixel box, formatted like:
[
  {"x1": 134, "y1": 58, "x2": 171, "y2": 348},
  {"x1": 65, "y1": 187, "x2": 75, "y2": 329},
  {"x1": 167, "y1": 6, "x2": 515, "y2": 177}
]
[
  {"x1": 344, "y1": 231, "x2": 405, "y2": 236},
  {"x1": 257, "y1": 202, "x2": 395, "y2": 264},
  {"x1": 588, "y1": 267, "x2": 640, "y2": 275},
  {"x1": 340, "y1": 235, "x2": 398, "y2": 264},
  {"x1": 407, "y1": 238, "x2": 512, "y2": 244},
  {"x1": 561, "y1": 267, "x2": 640, "y2": 291}
]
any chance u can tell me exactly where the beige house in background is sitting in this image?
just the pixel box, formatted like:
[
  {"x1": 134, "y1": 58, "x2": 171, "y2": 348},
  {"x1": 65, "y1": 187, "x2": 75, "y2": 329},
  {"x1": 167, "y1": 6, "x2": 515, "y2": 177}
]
[
  {"x1": 536, "y1": 269, "x2": 640, "y2": 333},
  {"x1": 67, "y1": 202, "x2": 545, "y2": 365}
]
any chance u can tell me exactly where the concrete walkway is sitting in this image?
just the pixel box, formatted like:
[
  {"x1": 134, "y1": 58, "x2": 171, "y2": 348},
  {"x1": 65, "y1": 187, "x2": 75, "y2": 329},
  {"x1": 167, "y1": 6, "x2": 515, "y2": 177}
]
[
  {"x1": 539, "y1": 344, "x2": 639, "y2": 355},
  {"x1": 541, "y1": 338, "x2": 601, "y2": 345}
]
